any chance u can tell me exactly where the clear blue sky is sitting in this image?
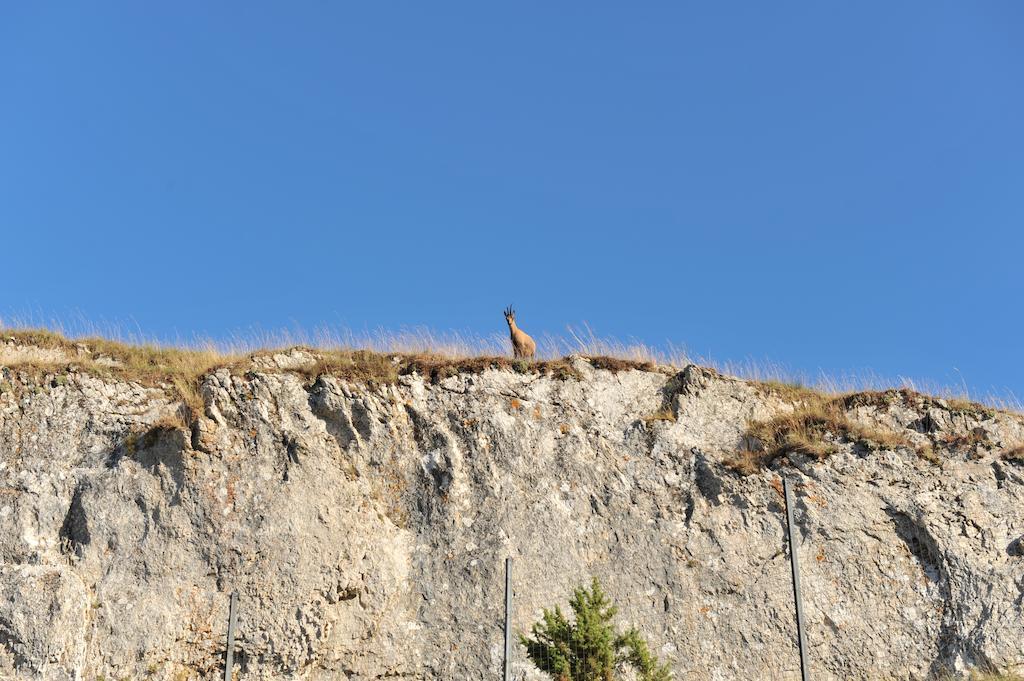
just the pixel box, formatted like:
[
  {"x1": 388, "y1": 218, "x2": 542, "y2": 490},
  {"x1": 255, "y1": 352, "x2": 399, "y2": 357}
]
[{"x1": 2, "y1": 3, "x2": 1022, "y2": 397}]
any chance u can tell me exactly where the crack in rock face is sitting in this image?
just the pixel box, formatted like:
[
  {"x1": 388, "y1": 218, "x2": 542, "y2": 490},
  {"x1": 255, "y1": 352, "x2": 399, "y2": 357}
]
[{"x1": 0, "y1": 360, "x2": 1022, "y2": 680}]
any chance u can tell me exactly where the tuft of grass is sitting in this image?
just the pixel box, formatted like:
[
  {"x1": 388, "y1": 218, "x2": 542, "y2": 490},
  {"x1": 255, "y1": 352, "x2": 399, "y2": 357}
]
[
  {"x1": 837, "y1": 388, "x2": 912, "y2": 410},
  {"x1": 856, "y1": 424, "x2": 920, "y2": 452},
  {"x1": 0, "y1": 328, "x2": 69, "y2": 349},
  {"x1": 584, "y1": 355, "x2": 658, "y2": 373},
  {"x1": 546, "y1": 361, "x2": 586, "y2": 381},
  {"x1": 841, "y1": 388, "x2": 999, "y2": 419},
  {"x1": 642, "y1": 406, "x2": 676, "y2": 423},
  {"x1": 752, "y1": 380, "x2": 821, "y2": 402},
  {"x1": 916, "y1": 441, "x2": 940, "y2": 465},
  {"x1": 401, "y1": 354, "x2": 524, "y2": 383},
  {"x1": 742, "y1": 398, "x2": 845, "y2": 464},
  {"x1": 296, "y1": 349, "x2": 400, "y2": 385},
  {"x1": 940, "y1": 428, "x2": 992, "y2": 453},
  {"x1": 723, "y1": 449, "x2": 765, "y2": 476},
  {"x1": 1002, "y1": 444, "x2": 1024, "y2": 464},
  {"x1": 150, "y1": 411, "x2": 191, "y2": 433},
  {"x1": 946, "y1": 397, "x2": 998, "y2": 418}
]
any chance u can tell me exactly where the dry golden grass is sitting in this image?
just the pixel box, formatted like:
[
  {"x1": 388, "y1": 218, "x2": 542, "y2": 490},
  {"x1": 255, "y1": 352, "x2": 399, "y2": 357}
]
[
  {"x1": 751, "y1": 379, "x2": 822, "y2": 402},
  {"x1": 916, "y1": 441, "x2": 940, "y2": 465},
  {"x1": 0, "y1": 328, "x2": 663, "y2": 424},
  {"x1": 1002, "y1": 444, "x2": 1024, "y2": 463},
  {"x1": 642, "y1": 406, "x2": 676, "y2": 423},
  {"x1": 940, "y1": 428, "x2": 992, "y2": 452},
  {"x1": 584, "y1": 355, "x2": 658, "y2": 373},
  {"x1": 292, "y1": 349, "x2": 401, "y2": 385},
  {"x1": 841, "y1": 388, "x2": 998, "y2": 419},
  {"x1": 550, "y1": 324, "x2": 682, "y2": 367},
  {"x1": 728, "y1": 394, "x2": 924, "y2": 475},
  {"x1": 3, "y1": 324, "x2": 1021, "y2": 451},
  {"x1": 722, "y1": 449, "x2": 764, "y2": 476},
  {"x1": 148, "y1": 411, "x2": 191, "y2": 432},
  {"x1": 398, "y1": 354, "x2": 589, "y2": 383},
  {"x1": 946, "y1": 397, "x2": 998, "y2": 416},
  {"x1": 0, "y1": 329, "x2": 232, "y2": 420},
  {"x1": 3, "y1": 317, "x2": 1020, "y2": 411},
  {"x1": 729, "y1": 381, "x2": 1022, "y2": 475},
  {"x1": 2, "y1": 326, "x2": 665, "y2": 387},
  {"x1": 715, "y1": 353, "x2": 1018, "y2": 417},
  {"x1": 293, "y1": 352, "x2": 608, "y2": 385}
]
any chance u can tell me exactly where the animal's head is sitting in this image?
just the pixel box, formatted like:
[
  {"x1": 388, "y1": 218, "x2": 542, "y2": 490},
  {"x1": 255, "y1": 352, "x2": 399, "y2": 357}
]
[{"x1": 503, "y1": 305, "x2": 516, "y2": 326}]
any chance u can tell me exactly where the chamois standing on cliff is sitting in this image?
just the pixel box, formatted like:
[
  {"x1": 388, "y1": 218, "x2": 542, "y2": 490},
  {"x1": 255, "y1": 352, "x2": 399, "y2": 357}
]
[{"x1": 503, "y1": 306, "x2": 536, "y2": 359}]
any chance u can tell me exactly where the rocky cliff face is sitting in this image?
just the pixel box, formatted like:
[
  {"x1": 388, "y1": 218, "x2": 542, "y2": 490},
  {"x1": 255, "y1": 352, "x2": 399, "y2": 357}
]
[{"x1": 1, "y1": 349, "x2": 1022, "y2": 680}]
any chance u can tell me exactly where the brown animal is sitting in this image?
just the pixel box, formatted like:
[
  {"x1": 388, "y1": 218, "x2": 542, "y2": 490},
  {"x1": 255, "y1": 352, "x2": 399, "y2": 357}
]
[{"x1": 503, "y1": 305, "x2": 536, "y2": 359}]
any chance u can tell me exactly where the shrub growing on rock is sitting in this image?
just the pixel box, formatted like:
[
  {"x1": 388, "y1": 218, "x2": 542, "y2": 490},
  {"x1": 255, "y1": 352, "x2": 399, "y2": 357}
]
[{"x1": 519, "y1": 578, "x2": 673, "y2": 681}]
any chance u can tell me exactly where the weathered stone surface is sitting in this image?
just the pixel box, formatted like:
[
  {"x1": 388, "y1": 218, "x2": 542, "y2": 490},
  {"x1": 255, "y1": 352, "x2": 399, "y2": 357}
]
[
  {"x1": 0, "y1": 566, "x2": 89, "y2": 680},
  {"x1": 0, "y1": 357, "x2": 1022, "y2": 679}
]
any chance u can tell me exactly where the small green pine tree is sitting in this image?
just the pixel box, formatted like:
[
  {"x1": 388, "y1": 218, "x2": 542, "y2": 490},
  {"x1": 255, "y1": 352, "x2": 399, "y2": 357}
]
[{"x1": 518, "y1": 578, "x2": 673, "y2": 681}]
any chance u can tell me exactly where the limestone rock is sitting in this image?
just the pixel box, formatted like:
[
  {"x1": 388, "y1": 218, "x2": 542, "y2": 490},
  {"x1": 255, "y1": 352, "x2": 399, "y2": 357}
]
[{"x1": 0, "y1": 356, "x2": 1021, "y2": 680}]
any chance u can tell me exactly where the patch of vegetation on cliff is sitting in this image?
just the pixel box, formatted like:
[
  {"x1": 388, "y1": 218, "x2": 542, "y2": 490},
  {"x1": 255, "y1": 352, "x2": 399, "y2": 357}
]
[
  {"x1": 838, "y1": 387, "x2": 998, "y2": 420},
  {"x1": 3, "y1": 329, "x2": 1018, "y2": 463},
  {"x1": 0, "y1": 329, "x2": 661, "y2": 418},
  {"x1": 286, "y1": 350, "x2": 654, "y2": 385},
  {"x1": 0, "y1": 329, "x2": 229, "y2": 418},
  {"x1": 754, "y1": 384, "x2": 1000, "y2": 420},
  {"x1": 642, "y1": 406, "x2": 677, "y2": 423},
  {"x1": 750, "y1": 379, "x2": 824, "y2": 403},
  {"x1": 399, "y1": 354, "x2": 589, "y2": 382},
  {"x1": 290, "y1": 349, "x2": 402, "y2": 385},
  {"x1": 727, "y1": 383, "x2": 1020, "y2": 475},
  {"x1": 726, "y1": 393, "x2": 928, "y2": 475},
  {"x1": 1002, "y1": 444, "x2": 1024, "y2": 464}
]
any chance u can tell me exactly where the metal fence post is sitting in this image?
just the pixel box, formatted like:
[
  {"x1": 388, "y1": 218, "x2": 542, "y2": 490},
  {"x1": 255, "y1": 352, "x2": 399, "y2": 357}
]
[
  {"x1": 783, "y1": 478, "x2": 810, "y2": 681},
  {"x1": 504, "y1": 557, "x2": 513, "y2": 681},
  {"x1": 224, "y1": 590, "x2": 239, "y2": 681}
]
